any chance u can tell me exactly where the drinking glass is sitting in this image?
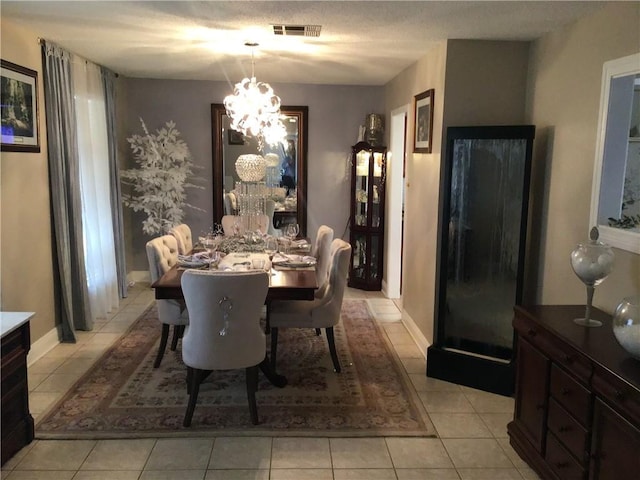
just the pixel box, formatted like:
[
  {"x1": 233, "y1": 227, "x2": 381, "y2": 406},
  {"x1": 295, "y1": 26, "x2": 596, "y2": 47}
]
[
  {"x1": 285, "y1": 223, "x2": 299, "y2": 252},
  {"x1": 264, "y1": 237, "x2": 278, "y2": 274}
]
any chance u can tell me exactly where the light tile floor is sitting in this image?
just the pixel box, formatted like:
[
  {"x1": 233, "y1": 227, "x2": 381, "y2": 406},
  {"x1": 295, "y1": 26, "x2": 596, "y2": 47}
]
[{"x1": 2, "y1": 284, "x2": 541, "y2": 480}]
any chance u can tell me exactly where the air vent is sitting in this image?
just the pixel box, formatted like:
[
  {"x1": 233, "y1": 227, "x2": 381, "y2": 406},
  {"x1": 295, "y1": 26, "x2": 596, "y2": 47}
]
[{"x1": 272, "y1": 24, "x2": 321, "y2": 37}]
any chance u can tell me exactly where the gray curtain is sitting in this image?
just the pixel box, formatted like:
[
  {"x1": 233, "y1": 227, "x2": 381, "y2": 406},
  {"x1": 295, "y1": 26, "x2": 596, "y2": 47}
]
[
  {"x1": 41, "y1": 40, "x2": 91, "y2": 341},
  {"x1": 101, "y1": 68, "x2": 128, "y2": 298}
]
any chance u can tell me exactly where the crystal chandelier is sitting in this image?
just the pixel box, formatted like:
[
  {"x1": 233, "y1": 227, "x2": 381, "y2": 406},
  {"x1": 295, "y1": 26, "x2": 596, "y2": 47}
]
[{"x1": 224, "y1": 42, "x2": 285, "y2": 149}]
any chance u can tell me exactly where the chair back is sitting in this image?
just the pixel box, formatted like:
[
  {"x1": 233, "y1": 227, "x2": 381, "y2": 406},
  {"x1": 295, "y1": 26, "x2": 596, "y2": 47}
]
[
  {"x1": 224, "y1": 192, "x2": 237, "y2": 215},
  {"x1": 313, "y1": 239, "x2": 351, "y2": 326},
  {"x1": 146, "y1": 235, "x2": 179, "y2": 282},
  {"x1": 312, "y1": 225, "x2": 334, "y2": 297},
  {"x1": 221, "y1": 215, "x2": 242, "y2": 236},
  {"x1": 222, "y1": 215, "x2": 269, "y2": 236},
  {"x1": 181, "y1": 270, "x2": 269, "y2": 370},
  {"x1": 265, "y1": 199, "x2": 279, "y2": 236},
  {"x1": 168, "y1": 224, "x2": 193, "y2": 255},
  {"x1": 146, "y1": 235, "x2": 185, "y2": 325}
]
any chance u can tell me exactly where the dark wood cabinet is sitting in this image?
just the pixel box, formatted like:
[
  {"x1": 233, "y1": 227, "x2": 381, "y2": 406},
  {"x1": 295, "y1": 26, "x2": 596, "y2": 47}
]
[
  {"x1": 513, "y1": 337, "x2": 550, "y2": 453},
  {"x1": 1, "y1": 316, "x2": 34, "y2": 465},
  {"x1": 508, "y1": 305, "x2": 640, "y2": 480},
  {"x1": 348, "y1": 142, "x2": 386, "y2": 290}
]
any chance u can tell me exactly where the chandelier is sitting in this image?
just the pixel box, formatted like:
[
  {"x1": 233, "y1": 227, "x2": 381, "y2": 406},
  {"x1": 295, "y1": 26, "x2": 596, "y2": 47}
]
[{"x1": 224, "y1": 42, "x2": 285, "y2": 150}]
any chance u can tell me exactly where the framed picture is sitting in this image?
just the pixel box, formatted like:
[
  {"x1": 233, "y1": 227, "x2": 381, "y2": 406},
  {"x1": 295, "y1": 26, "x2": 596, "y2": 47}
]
[
  {"x1": 1, "y1": 59, "x2": 40, "y2": 153},
  {"x1": 227, "y1": 129, "x2": 245, "y2": 145},
  {"x1": 413, "y1": 89, "x2": 434, "y2": 153}
]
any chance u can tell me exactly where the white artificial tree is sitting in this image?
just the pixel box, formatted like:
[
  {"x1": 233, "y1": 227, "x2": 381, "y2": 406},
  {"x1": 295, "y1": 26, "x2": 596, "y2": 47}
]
[{"x1": 121, "y1": 118, "x2": 201, "y2": 235}]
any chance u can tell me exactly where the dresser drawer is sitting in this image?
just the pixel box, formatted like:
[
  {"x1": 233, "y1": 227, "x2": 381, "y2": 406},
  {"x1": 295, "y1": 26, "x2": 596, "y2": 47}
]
[
  {"x1": 545, "y1": 431, "x2": 586, "y2": 480},
  {"x1": 550, "y1": 364, "x2": 591, "y2": 426},
  {"x1": 514, "y1": 313, "x2": 592, "y2": 384},
  {"x1": 547, "y1": 398, "x2": 588, "y2": 463},
  {"x1": 592, "y1": 366, "x2": 640, "y2": 426}
]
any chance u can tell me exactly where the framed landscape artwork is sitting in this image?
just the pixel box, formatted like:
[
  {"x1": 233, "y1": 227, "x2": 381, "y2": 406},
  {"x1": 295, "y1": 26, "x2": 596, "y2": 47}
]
[
  {"x1": 1, "y1": 59, "x2": 40, "y2": 153},
  {"x1": 414, "y1": 88, "x2": 434, "y2": 153}
]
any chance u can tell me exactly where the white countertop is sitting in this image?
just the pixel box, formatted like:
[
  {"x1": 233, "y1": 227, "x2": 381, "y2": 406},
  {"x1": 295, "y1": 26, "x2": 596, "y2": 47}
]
[{"x1": 1, "y1": 312, "x2": 35, "y2": 338}]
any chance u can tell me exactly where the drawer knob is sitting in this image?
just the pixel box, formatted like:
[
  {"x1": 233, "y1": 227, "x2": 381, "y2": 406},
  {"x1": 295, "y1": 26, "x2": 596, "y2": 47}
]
[
  {"x1": 615, "y1": 390, "x2": 625, "y2": 400},
  {"x1": 564, "y1": 354, "x2": 574, "y2": 364},
  {"x1": 527, "y1": 328, "x2": 537, "y2": 337},
  {"x1": 561, "y1": 387, "x2": 571, "y2": 395},
  {"x1": 559, "y1": 425, "x2": 571, "y2": 433}
]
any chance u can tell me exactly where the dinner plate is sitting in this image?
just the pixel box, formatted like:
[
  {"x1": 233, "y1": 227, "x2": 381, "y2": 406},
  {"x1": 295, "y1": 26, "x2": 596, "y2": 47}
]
[
  {"x1": 281, "y1": 260, "x2": 316, "y2": 268},
  {"x1": 178, "y1": 259, "x2": 209, "y2": 268}
]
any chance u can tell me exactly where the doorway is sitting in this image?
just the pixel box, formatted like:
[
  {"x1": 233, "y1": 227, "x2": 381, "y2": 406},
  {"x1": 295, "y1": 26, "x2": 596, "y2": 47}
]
[{"x1": 384, "y1": 105, "x2": 408, "y2": 299}]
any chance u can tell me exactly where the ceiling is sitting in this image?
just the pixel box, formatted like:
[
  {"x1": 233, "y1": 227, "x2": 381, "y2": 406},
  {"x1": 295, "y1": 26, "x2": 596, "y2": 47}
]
[{"x1": 2, "y1": 1, "x2": 606, "y2": 86}]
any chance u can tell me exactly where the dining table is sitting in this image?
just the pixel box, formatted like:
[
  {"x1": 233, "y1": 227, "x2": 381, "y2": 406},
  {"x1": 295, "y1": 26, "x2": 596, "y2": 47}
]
[{"x1": 150, "y1": 256, "x2": 318, "y2": 302}]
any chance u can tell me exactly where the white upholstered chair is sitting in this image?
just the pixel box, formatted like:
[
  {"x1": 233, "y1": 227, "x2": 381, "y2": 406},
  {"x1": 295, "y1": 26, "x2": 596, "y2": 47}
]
[
  {"x1": 168, "y1": 223, "x2": 193, "y2": 255},
  {"x1": 180, "y1": 270, "x2": 269, "y2": 426},
  {"x1": 221, "y1": 215, "x2": 269, "y2": 236},
  {"x1": 265, "y1": 199, "x2": 281, "y2": 237},
  {"x1": 223, "y1": 192, "x2": 237, "y2": 215},
  {"x1": 312, "y1": 225, "x2": 334, "y2": 299},
  {"x1": 146, "y1": 235, "x2": 189, "y2": 368},
  {"x1": 269, "y1": 238, "x2": 352, "y2": 373}
]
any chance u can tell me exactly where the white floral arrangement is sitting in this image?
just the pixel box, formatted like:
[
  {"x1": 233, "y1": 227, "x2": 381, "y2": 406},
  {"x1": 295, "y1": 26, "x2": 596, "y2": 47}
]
[{"x1": 121, "y1": 119, "x2": 202, "y2": 235}]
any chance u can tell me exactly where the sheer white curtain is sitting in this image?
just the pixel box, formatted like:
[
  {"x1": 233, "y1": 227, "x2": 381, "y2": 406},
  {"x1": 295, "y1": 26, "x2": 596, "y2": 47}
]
[{"x1": 73, "y1": 58, "x2": 119, "y2": 319}]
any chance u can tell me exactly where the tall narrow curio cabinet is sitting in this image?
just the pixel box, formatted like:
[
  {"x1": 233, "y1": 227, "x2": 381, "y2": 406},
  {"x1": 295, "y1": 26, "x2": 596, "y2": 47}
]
[{"x1": 349, "y1": 141, "x2": 387, "y2": 290}]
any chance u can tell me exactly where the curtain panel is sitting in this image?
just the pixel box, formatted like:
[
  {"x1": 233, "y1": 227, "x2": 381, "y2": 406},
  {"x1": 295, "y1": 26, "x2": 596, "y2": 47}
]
[
  {"x1": 41, "y1": 40, "x2": 91, "y2": 341},
  {"x1": 102, "y1": 68, "x2": 128, "y2": 299},
  {"x1": 73, "y1": 59, "x2": 119, "y2": 319}
]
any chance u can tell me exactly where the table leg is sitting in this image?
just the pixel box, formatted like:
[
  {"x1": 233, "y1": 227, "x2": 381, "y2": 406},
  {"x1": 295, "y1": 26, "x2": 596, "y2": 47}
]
[
  {"x1": 265, "y1": 300, "x2": 271, "y2": 334},
  {"x1": 258, "y1": 355, "x2": 287, "y2": 387}
]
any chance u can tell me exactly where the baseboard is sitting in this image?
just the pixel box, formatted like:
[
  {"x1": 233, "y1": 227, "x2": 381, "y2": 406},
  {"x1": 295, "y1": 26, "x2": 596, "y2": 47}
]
[
  {"x1": 128, "y1": 270, "x2": 150, "y2": 284},
  {"x1": 27, "y1": 325, "x2": 60, "y2": 367},
  {"x1": 400, "y1": 308, "x2": 430, "y2": 359},
  {"x1": 381, "y1": 279, "x2": 400, "y2": 300}
]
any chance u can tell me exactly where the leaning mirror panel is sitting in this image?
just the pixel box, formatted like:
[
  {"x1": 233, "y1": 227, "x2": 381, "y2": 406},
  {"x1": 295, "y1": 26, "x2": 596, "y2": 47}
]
[{"x1": 590, "y1": 53, "x2": 640, "y2": 254}]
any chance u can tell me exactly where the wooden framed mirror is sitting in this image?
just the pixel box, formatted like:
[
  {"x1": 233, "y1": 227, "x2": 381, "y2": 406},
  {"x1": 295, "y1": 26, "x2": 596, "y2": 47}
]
[{"x1": 211, "y1": 104, "x2": 308, "y2": 236}]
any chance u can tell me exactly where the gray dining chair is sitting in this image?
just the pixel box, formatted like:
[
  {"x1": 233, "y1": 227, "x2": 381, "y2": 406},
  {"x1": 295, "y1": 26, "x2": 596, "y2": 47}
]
[
  {"x1": 146, "y1": 235, "x2": 189, "y2": 367},
  {"x1": 269, "y1": 238, "x2": 352, "y2": 373},
  {"x1": 180, "y1": 269, "x2": 269, "y2": 426}
]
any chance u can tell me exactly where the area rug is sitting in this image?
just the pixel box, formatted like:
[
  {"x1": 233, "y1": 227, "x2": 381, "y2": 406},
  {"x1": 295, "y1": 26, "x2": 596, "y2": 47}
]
[{"x1": 36, "y1": 300, "x2": 435, "y2": 439}]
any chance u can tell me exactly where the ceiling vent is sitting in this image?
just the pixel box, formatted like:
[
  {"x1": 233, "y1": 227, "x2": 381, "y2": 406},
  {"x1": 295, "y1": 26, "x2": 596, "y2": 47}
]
[{"x1": 272, "y1": 24, "x2": 321, "y2": 37}]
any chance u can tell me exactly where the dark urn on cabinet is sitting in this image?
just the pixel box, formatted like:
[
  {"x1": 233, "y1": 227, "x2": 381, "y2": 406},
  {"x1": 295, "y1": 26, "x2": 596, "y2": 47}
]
[{"x1": 348, "y1": 142, "x2": 387, "y2": 291}]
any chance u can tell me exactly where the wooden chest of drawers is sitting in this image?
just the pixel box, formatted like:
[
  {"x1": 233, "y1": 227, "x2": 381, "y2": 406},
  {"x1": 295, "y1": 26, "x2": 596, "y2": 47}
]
[
  {"x1": 1, "y1": 318, "x2": 34, "y2": 465},
  {"x1": 508, "y1": 305, "x2": 640, "y2": 480}
]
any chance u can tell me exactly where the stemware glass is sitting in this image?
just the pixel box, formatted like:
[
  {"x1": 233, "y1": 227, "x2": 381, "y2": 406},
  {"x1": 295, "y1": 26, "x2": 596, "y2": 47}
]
[
  {"x1": 570, "y1": 227, "x2": 615, "y2": 327},
  {"x1": 264, "y1": 237, "x2": 278, "y2": 275},
  {"x1": 285, "y1": 223, "x2": 299, "y2": 253}
]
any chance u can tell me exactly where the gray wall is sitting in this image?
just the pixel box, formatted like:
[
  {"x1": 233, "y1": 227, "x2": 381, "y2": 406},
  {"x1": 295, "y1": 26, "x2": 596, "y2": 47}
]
[{"x1": 120, "y1": 79, "x2": 384, "y2": 270}]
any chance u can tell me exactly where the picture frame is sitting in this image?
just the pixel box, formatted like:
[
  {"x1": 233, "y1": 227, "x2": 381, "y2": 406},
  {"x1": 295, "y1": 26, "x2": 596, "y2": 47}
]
[
  {"x1": 1, "y1": 59, "x2": 40, "y2": 153},
  {"x1": 227, "y1": 129, "x2": 245, "y2": 145},
  {"x1": 413, "y1": 88, "x2": 434, "y2": 153}
]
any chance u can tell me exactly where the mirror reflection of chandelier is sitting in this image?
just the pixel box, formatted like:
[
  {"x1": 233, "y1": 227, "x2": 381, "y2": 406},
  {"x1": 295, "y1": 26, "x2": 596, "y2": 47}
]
[{"x1": 224, "y1": 42, "x2": 286, "y2": 150}]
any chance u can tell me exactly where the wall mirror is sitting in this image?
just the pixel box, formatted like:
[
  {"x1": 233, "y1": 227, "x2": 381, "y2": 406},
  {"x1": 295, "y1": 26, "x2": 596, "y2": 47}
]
[
  {"x1": 211, "y1": 104, "x2": 308, "y2": 236},
  {"x1": 590, "y1": 52, "x2": 640, "y2": 254}
]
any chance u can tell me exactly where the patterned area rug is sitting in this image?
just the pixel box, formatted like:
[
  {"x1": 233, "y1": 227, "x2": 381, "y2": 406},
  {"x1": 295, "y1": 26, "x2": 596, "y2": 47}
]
[{"x1": 36, "y1": 300, "x2": 435, "y2": 438}]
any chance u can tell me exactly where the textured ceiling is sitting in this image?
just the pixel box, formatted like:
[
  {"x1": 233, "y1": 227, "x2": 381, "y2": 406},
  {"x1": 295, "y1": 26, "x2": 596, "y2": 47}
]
[{"x1": 2, "y1": 1, "x2": 606, "y2": 85}]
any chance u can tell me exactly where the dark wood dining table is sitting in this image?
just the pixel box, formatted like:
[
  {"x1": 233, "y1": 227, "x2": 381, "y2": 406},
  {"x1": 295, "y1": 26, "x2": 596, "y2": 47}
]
[{"x1": 150, "y1": 265, "x2": 318, "y2": 302}]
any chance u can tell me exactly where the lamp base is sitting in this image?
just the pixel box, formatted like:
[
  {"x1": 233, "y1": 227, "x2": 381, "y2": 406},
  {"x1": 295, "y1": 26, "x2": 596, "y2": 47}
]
[{"x1": 573, "y1": 317, "x2": 602, "y2": 328}]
